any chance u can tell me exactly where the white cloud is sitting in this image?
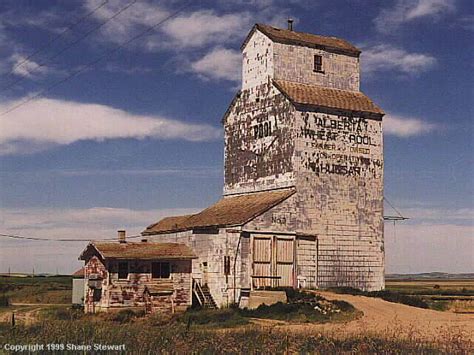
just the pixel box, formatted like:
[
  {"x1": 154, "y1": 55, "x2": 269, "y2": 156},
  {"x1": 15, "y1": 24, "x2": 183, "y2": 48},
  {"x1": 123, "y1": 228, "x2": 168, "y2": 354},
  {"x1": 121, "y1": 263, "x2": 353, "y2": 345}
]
[
  {"x1": 9, "y1": 53, "x2": 49, "y2": 78},
  {"x1": 385, "y1": 205, "x2": 474, "y2": 274},
  {"x1": 0, "y1": 206, "x2": 200, "y2": 273},
  {"x1": 86, "y1": 1, "x2": 251, "y2": 51},
  {"x1": 384, "y1": 113, "x2": 438, "y2": 137},
  {"x1": 362, "y1": 44, "x2": 436, "y2": 75},
  {"x1": 84, "y1": 0, "x2": 170, "y2": 44},
  {"x1": 190, "y1": 47, "x2": 241, "y2": 82},
  {"x1": 160, "y1": 10, "x2": 251, "y2": 49},
  {"x1": 385, "y1": 223, "x2": 474, "y2": 274},
  {"x1": 0, "y1": 98, "x2": 221, "y2": 155},
  {"x1": 57, "y1": 167, "x2": 221, "y2": 178},
  {"x1": 399, "y1": 207, "x2": 474, "y2": 223},
  {"x1": 375, "y1": 0, "x2": 456, "y2": 33}
]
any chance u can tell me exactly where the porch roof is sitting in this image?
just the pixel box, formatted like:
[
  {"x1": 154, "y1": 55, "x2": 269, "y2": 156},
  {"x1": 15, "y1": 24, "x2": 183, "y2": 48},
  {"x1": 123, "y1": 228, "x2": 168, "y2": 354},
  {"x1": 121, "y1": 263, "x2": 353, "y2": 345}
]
[{"x1": 79, "y1": 242, "x2": 196, "y2": 260}]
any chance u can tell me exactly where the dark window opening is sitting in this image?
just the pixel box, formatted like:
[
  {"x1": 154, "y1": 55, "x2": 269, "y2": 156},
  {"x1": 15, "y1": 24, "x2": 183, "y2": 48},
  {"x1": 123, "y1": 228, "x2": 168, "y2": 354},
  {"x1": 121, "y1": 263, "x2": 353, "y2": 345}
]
[
  {"x1": 92, "y1": 288, "x2": 102, "y2": 302},
  {"x1": 152, "y1": 262, "x2": 171, "y2": 279},
  {"x1": 224, "y1": 256, "x2": 231, "y2": 275},
  {"x1": 118, "y1": 262, "x2": 128, "y2": 279},
  {"x1": 313, "y1": 55, "x2": 323, "y2": 72}
]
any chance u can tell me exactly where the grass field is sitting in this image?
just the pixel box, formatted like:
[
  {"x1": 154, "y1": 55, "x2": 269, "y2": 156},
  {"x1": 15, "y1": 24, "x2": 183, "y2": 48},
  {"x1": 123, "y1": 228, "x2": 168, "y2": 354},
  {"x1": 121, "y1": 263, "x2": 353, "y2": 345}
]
[
  {"x1": 0, "y1": 309, "x2": 471, "y2": 353},
  {"x1": 385, "y1": 279, "x2": 474, "y2": 313},
  {"x1": 0, "y1": 276, "x2": 472, "y2": 352},
  {"x1": 0, "y1": 276, "x2": 72, "y2": 304}
]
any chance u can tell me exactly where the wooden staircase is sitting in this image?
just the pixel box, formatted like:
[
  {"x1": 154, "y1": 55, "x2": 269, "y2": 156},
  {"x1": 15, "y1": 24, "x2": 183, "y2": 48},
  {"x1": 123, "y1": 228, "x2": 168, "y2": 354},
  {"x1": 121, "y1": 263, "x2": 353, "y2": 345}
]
[{"x1": 193, "y1": 279, "x2": 217, "y2": 309}]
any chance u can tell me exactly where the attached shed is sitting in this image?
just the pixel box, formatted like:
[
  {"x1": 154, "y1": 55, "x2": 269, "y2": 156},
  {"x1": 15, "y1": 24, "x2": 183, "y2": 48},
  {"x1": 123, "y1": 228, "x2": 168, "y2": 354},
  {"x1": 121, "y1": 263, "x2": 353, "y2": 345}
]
[
  {"x1": 78, "y1": 239, "x2": 196, "y2": 314},
  {"x1": 72, "y1": 267, "x2": 85, "y2": 306}
]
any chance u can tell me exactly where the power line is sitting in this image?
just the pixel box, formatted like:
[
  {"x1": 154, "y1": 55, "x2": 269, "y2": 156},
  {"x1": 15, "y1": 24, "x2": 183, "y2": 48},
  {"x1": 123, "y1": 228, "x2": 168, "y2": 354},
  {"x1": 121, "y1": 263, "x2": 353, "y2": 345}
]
[
  {"x1": 0, "y1": 1, "x2": 192, "y2": 116},
  {"x1": 1, "y1": 0, "x2": 137, "y2": 92},
  {"x1": 2, "y1": 0, "x2": 109, "y2": 87},
  {"x1": 0, "y1": 232, "x2": 144, "y2": 242}
]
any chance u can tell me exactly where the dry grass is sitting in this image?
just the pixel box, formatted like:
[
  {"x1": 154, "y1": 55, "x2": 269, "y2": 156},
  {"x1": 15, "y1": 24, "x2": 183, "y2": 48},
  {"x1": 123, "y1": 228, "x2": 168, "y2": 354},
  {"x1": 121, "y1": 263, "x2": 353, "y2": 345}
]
[
  {"x1": 0, "y1": 317, "x2": 471, "y2": 354},
  {"x1": 0, "y1": 276, "x2": 71, "y2": 304}
]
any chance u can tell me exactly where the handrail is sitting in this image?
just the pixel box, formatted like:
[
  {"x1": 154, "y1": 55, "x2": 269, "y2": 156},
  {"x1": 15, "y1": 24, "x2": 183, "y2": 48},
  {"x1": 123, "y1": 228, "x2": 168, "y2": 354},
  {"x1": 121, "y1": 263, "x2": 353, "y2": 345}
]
[{"x1": 192, "y1": 278, "x2": 205, "y2": 306}]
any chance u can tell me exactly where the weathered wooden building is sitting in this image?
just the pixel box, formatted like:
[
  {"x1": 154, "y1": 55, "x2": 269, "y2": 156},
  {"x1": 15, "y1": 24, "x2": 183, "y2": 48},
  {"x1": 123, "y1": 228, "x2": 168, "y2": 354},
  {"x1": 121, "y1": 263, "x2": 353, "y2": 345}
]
[
  {"x1": 142, "y1": 23, "x2": 385, "y2": 308},
  {"x1": 79, "y1": 233, "x2": 196, "y2": 313}
]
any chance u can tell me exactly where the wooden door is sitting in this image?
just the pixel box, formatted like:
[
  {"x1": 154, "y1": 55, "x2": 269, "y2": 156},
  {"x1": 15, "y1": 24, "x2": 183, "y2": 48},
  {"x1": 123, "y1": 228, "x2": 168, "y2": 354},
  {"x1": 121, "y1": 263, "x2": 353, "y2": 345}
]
[
  {"x1": 252, "y1": 235, "x2": 295, "y2": 288},
  {"x1": 253, "y1": 237, "x2": 272, "y2": 288},
  {"x1": 275, "y1": 237, "x2": 294, "y2": 287}
]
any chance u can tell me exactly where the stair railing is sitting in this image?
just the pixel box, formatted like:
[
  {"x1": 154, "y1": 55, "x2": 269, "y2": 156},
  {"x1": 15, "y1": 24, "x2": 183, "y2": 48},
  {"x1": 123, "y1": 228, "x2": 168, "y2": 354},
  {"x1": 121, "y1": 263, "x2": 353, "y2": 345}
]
[{"x1": 192, "y1": 278, "x2": 205, "y2": 306}]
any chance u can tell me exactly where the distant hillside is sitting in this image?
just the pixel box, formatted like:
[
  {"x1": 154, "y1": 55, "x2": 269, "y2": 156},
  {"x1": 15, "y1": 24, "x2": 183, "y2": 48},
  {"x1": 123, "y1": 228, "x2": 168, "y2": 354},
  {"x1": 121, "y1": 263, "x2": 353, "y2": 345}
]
[{"x1": 386, "y1": 272, "x2": 474, "y2": 280}]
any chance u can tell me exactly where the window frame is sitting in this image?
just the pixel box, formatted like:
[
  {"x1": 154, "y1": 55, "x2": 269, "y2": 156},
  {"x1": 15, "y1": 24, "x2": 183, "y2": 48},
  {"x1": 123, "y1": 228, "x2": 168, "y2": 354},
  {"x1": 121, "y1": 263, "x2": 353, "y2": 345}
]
[
  {"x1": 118, "y1": 261, "x2": 129, "y2": 280},
  {"x1": 151, "y1": 261, "x2": 171, "y2": 279},
  {"x1": 313, "y1": 54, "x2": 324, "y2": 73}
]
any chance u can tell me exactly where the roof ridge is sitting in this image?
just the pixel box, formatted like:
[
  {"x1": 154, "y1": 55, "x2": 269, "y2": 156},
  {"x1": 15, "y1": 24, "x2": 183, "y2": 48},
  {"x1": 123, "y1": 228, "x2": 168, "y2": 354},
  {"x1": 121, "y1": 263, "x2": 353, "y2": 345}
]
[{"x1": 251, "y1": 23, "x2": 361, "y2": 56}]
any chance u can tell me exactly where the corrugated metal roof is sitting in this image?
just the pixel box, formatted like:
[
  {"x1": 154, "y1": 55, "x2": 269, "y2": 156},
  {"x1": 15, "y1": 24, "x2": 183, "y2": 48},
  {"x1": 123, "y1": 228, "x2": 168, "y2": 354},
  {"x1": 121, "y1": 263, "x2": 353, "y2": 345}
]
[
  {"x1": 143, "y1": 188, "x2": 296, "y2": 235},
  {"x1": 79, "y1": 242, "x2": 196, "y2": 260},
  {"x1": 242, "y1": 24, "x2": 361, "y2": 56},
  {"x1": 273, "y1": 80, "x2": 384, "y2": 115}
]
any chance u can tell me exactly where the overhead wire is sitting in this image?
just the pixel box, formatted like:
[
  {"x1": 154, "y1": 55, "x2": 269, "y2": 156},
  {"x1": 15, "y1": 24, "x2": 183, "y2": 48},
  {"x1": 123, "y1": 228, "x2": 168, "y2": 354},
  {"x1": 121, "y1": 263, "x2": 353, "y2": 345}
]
[
  {"x1": 0, "y1": 232, "x2": 145, "y2": 242},
  {"x1": 0, "y1": 0, "x2": 193, "y2": 116},
  {"x1": 2, "y1": 0, "x2": 109, "y2": 87},
  {"x1": 1, "y1": 0, "x2": 137, "y2": 92}
]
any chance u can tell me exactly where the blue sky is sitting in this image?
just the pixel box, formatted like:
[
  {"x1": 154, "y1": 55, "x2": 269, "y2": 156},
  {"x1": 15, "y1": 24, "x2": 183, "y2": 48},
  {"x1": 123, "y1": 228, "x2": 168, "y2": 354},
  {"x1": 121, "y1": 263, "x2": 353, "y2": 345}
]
[{"x1": 0, "y1": 0, "x2": 472, "y2": 274}]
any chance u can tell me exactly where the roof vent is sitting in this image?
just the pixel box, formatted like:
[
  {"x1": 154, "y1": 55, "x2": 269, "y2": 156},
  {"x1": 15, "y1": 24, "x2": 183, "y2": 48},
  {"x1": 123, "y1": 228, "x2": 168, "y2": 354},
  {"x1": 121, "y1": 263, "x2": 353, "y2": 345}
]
[
  {"x1": 118, "y1": 230, "x2": 126, "y2": 243},
  {"x1": 287, "y1": 18, "x2": 294, "y2": 31}
]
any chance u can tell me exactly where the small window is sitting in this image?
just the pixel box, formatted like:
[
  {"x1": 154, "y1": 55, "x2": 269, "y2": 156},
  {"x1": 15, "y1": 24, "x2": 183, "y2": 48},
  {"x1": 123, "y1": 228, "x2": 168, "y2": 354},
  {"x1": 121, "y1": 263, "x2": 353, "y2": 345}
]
[
  {"x1": 224, "y1": 256, "x2": 231, "y2": 276},
  {"x1": 118, "y1": 262, "x2": 128, "y2": 279},
  {"x1": 93, "y1": 288, "x2": 102, "y2": 302},
  {"x1": 313, "y1": 55, "x2": 323, "y2": 72},
  {"x1": 152, "y1": 262, "x2": 171, "y2": 279}
]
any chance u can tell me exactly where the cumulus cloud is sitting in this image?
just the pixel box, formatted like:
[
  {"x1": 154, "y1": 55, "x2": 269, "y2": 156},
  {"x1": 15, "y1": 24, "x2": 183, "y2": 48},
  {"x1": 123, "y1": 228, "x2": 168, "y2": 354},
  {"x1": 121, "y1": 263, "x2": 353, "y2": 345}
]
[
  {"x1": 375, "y1": 0, "x2": 456, "y2": 33},
  {"x1": 384, "y1": 113, "x2": 438, "y2": 137},
  {"x1": 85, "y1": 1, "x2": 251, "y2": 51},
  {"x1": 361, "y1": 44, "x2": 436, "y2": 75},
  {"x1": 0, "y1": 98, "x2": 221, "y2": 155},
  {"x1": 161, "y1": 10, "x2": 251, "y2": 48},
  {"x1": 190, "y1": 47, "x2": 241, "y2": 82}
]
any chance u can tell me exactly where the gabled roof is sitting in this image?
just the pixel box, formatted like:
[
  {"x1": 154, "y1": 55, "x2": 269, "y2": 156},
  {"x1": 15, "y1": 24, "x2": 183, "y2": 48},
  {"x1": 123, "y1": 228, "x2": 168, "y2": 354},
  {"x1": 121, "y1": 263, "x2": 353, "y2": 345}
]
[
  {"x1": 242, "y1": 24, "x2": 361, "y2": 57},
  {"x1": 143, "y1": 188, "x2": 296, "y2": 235},
  {"x1": 273, "y1": 80, "x2": 384, "y2": 116},
  {"x1": 79, "y1": 242, "x2": 196, "y2": 260}
]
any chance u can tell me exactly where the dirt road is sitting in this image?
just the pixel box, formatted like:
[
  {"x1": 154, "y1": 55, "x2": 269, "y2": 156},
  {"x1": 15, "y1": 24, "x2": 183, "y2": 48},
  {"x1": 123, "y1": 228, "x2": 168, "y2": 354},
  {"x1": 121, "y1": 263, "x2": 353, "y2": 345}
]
[{"x1": 277, "y1": 291, "x2": 474, "y2": 341}]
